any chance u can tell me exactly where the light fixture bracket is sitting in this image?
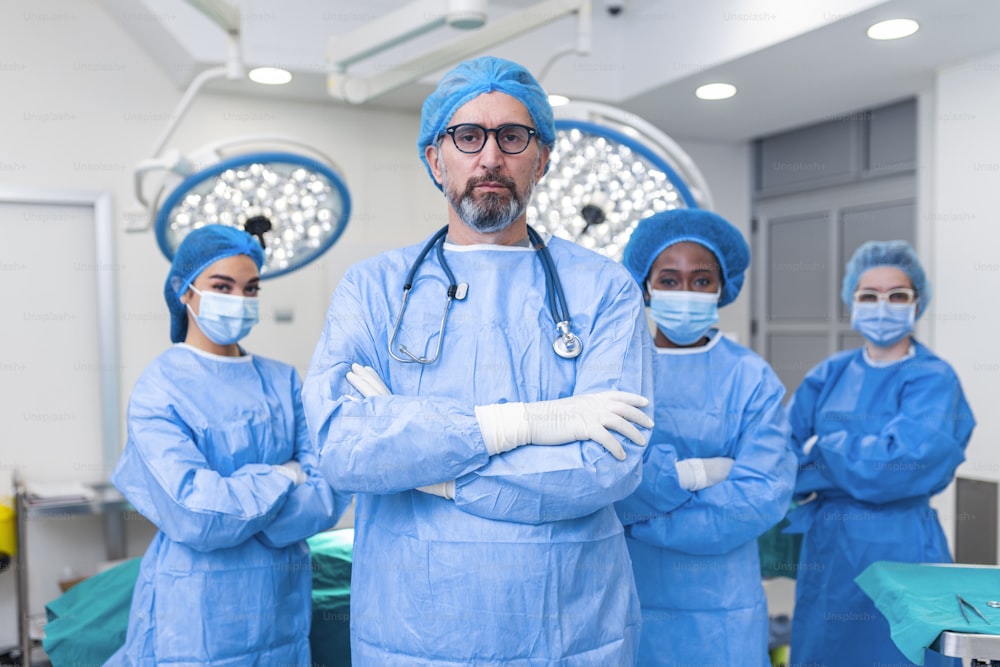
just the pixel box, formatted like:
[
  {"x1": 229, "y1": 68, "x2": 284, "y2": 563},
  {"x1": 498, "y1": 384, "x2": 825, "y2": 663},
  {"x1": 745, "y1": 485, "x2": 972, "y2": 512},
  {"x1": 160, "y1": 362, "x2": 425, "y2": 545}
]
[{"x1": 327, "y1": 0, "x2": 589, "y2": 104}]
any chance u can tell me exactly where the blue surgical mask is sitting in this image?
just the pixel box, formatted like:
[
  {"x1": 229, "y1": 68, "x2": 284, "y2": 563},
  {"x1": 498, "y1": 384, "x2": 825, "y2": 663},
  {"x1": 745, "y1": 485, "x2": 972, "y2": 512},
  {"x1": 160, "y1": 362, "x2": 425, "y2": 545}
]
[
  {"x1": 187, "y1": 286, "x2": 259, "y2": 345},
  {"x1": 647, "y1": 286, "x2": 720, "y2": 346},
  {"x1": 851, "y1": 301, "x2": 915, "y2": 347}
]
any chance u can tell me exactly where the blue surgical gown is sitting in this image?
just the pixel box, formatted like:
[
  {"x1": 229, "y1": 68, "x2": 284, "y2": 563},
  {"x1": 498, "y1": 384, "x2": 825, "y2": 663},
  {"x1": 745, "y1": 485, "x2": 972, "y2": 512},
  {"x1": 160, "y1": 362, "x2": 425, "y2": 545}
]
[
  {"x1": 615, "y1": 332, "x2": 796, "y2": 667},
  {"x1": 107, "y1": 344, "x2": 348, "y2": 666},
  {"x1": 786, "y1": 341, "x2": 975, "y2": 666},
  {"x1": 303, "y1": 233, "x2": 653, "y2": 666}
]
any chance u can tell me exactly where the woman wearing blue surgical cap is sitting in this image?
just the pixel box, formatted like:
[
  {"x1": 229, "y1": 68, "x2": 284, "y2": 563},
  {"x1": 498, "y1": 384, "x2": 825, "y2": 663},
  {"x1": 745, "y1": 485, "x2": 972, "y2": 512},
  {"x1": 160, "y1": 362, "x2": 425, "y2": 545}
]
[
  {"x1": 106, "y1": 224, "x2": 348, "y2": 666},
  {"x1": 786, "y1": 240, "x2": 976, "y2": 666},
  {"x1": 616, "y1": 208, "x2": 797, "y2": 666}
]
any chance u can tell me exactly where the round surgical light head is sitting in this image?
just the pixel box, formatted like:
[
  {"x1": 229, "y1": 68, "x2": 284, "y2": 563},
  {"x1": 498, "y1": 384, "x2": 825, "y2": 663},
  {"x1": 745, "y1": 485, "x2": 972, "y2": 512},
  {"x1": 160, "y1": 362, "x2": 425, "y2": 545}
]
[
  {"x1": 527, "y1": 101, "x2": 712, "y2": 262},
  {"x1": 155, "y1": 151, "x2": 351, "y2": 279}
]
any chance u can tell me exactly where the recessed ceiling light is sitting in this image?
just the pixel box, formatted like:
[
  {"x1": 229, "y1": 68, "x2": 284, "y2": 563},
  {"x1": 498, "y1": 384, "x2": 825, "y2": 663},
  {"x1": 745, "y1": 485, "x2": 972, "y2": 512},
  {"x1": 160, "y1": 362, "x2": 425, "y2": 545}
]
[
  {"x1": 695, "y1": 83, "x2": 737, "y2": 100},
  {"x1": 248, "y1": 67, "x2": 293, "y2": 85},
  {"x1": 867, "y1": 18, "x2": 919, "y2": 40},
  {"x1": 548, "y1": 94, "x2": 570, "y2": 107}
]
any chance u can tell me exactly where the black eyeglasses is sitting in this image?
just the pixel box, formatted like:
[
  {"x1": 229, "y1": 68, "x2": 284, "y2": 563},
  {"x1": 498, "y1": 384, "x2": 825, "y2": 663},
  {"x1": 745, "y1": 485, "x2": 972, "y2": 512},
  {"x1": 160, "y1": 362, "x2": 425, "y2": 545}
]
[{"x1": 443, "y1": 123, "x2": 537, "y2": 155}]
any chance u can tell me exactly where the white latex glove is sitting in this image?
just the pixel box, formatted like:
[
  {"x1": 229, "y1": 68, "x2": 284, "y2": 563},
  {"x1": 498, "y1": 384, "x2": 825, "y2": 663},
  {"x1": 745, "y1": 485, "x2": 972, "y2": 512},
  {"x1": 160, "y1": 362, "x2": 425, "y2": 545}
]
[
  {"x1": 675, "y1": 457, "x2": 734, "y2": 491},
  {"x1": 474, "y1": 391, "x2": 653, "y2": 461},
  {"x1": 416, "y1": 481, "x2": 456, "y2": 499},
  {"x1": 802, "y1": 434, "x2": 819, "y2": 455},
  {"x1": 346, "y1": 363, "x2": 391, "y2": 398},
  {"x1": 274, "y1": 460, "x2": 306, "y2": 485}
]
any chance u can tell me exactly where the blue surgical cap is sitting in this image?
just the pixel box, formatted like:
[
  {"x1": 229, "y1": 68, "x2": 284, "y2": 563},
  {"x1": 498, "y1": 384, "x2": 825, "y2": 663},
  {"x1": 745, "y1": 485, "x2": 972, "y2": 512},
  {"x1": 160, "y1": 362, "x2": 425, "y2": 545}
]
[
  {"x1": 417, "y1": 56, "x2": 556, "y2": 190},
  {"x1": 164, "y1": 224, "x2": 265, "y2": 343},
  {"x1": 841, "y1": 239, "x2": 930, "y2": 316},
  {"x1": 622, "y1": 209, "x2": 750, "y2": 307}
]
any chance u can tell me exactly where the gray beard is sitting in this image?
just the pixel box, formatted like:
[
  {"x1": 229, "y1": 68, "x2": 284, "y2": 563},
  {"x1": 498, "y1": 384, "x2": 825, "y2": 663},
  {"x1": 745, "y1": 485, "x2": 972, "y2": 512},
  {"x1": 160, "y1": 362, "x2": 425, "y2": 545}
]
[
  {"x1": 453, "y1": 190, "x2": 524, "y2": 233},
  {"x1": 439, "y1": 158, "x2": 537, "y2": 234}
]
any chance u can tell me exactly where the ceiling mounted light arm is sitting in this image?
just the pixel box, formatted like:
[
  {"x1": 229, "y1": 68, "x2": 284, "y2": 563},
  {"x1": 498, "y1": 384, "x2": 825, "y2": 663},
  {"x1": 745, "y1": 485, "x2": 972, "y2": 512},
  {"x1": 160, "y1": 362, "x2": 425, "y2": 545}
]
[
  {"x1": 328, "y1": 0, "x2": 487, "y2": 71},
  {"x1": 328, "y1": 0, "x2": 590, "y2": 105},
  {"x1": 184, "y1": 0, "x2": 240, "y2": 34},
  {"x1": 133, "y1": 29, "x2": 245, "y2": 214},
  {"x1": 129, "y1": 0, "x2": 353, "y2": 278},
  {"x1": 537, "y1": 0, "x2": 591, "y2": 83}
]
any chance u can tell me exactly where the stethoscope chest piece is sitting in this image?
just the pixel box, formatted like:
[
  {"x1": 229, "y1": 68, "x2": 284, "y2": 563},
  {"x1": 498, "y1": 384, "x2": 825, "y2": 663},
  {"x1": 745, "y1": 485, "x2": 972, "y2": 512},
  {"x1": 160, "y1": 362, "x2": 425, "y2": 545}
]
[{"x1": 553, "y1": 321, "x2": 582, "y2": 359}]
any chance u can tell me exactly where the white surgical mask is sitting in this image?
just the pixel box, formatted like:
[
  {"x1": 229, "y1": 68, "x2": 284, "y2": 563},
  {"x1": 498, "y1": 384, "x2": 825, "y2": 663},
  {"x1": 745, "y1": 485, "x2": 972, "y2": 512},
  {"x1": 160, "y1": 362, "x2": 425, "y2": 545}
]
[
  {"x1": 647, "y1": 286, "x2": 720, "y2": 346},
  {"x1": 187, "y1": 286, "x2": 259, "y2": 345}
]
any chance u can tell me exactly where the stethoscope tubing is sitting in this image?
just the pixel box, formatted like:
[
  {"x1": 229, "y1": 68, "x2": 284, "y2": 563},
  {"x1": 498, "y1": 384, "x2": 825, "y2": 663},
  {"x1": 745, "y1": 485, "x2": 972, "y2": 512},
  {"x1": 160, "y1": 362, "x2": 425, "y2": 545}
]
[
  {"x1": 526, "y1": 225, "x2": 572, "y2": 327},
  {"x1": 389, "y1": 224, "x2": 578, "y2": 363}
]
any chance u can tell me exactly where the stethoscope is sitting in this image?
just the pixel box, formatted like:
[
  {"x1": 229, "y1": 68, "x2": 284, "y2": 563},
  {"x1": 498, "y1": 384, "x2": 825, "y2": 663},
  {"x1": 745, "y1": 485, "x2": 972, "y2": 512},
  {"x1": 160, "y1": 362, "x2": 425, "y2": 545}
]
[{"x1": 388, "y1": 225, "x2": 583, "y2": 364}]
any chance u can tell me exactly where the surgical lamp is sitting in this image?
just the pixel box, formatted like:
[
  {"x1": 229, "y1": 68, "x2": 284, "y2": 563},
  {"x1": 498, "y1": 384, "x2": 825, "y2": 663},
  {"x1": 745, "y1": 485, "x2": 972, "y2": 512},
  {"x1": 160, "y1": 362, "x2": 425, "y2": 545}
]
[
  {"x1": 132, "y1": 9, "x2": 352, "y2": 278},
  {"x1": 528, "y1": 100, "x2": 713, "y2": 261},
  {"x1": 150, "y1": 142, "x2": 351, "y2": 279}
]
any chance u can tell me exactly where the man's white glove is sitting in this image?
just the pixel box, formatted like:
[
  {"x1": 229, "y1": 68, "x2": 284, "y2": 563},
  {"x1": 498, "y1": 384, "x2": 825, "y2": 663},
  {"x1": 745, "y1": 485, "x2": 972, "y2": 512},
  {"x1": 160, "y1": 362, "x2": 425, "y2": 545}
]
[
  {"x1": 675, "y1": 457, "x2": 735, "y2": 492},
  {"x1": 474, "y1": 391, "x2": 653, "y2": 461},
  {"x1": 274, "y1": 460, "x2": 307, "y2": 485},
  {"x1": 346, "y1": 363, "x2": 391, "y2": 398},
  {"x1": 416, "y1": 481, "x2": 456, "y2": 499}
]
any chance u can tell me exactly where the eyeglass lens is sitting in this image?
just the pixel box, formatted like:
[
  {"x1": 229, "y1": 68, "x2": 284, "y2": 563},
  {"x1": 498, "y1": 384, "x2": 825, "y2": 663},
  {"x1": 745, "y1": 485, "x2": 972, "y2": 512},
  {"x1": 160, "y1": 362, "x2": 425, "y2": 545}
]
[
  {"x1": 447, "y1": 124, "x2": 535, "y2": 154},
  {"x1": 853, "y1": 288, "x2": 916, "y2": 304}
]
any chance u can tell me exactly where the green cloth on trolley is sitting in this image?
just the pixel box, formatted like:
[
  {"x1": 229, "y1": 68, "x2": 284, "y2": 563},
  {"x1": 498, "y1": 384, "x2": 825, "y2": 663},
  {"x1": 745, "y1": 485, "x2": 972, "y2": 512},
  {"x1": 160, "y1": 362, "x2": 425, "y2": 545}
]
[
  {"x1": 42, "y1": 529, "x2": 353, "y2": 666},
  {"x1": 307, "y1": 527, "x2": 354, "y2": 667},
  {"x1": 856, "y1": 561, "x2": 1000, "y2": 665},
  {"x1": 43, "y1": 557, "x2": 140, "y2": 665}
]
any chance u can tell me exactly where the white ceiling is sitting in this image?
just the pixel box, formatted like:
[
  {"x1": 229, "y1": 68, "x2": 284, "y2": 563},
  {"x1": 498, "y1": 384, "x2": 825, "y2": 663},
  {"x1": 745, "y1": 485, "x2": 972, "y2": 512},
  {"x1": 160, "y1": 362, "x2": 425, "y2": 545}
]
[{"x1": 100, "y1": 0, "x2": 1000, "y2": 142}]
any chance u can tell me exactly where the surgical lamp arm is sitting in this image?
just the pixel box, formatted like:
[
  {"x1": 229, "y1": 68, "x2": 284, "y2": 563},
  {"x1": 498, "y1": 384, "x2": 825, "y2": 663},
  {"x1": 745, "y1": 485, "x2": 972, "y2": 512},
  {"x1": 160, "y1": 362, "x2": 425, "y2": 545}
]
[
  {"x1": 134, "y1": 32, "x2": 244, "y2": 212},
  {"x1": 328, "y1": 0, "x2": 590, "y2": 104}
]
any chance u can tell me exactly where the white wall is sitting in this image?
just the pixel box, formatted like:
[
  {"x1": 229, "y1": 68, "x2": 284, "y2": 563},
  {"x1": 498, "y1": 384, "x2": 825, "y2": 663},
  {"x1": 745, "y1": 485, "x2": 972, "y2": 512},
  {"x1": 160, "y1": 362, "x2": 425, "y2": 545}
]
[
  {"x1": 677, "y1": 141, "x2": 754, "y2": 345},
  {"x1": 929, "y1": 50, "x2": 1000, "y2": 539}
]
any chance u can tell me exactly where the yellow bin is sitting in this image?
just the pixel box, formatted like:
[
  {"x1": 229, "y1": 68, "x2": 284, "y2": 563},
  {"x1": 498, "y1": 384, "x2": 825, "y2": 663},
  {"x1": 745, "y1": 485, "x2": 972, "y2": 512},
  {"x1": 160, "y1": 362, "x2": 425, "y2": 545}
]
[{"x1": 0, "y1": 500, "x2": 16, "y2": 556}]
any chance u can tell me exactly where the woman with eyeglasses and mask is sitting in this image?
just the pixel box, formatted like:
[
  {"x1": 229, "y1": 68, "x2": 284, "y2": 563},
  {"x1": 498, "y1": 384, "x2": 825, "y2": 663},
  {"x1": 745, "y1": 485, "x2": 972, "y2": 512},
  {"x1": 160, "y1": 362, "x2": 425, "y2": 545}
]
[
  {"x1": 106, "y1": 224, "x2": 348, "y2": 666},
  {"x1": 786, "y1": 240, "x2": 976, "y2": 667}
]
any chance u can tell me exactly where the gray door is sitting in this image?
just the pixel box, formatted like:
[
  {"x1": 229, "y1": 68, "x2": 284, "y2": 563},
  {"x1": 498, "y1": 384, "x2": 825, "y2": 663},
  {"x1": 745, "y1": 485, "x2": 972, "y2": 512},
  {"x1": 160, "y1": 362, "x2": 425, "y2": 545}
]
[{"x1": 752, "y1": 175, "x2": 917, "y2": 395}]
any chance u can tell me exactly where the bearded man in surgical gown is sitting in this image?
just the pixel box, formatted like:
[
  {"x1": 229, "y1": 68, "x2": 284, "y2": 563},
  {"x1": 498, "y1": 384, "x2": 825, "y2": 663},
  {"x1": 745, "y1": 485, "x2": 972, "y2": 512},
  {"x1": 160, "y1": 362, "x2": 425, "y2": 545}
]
[{"x1": 303, "y1": 56, "x2": 654, "y2": 666}]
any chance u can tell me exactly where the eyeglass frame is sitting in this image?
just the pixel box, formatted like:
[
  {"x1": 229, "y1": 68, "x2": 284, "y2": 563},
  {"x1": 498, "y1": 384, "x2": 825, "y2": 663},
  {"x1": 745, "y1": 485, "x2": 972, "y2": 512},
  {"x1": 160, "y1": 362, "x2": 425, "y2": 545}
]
[
  {"x1": 443, "y1": 123, "x2": 538, "y2": 155},
  {"x1": 852, "y1": 287, "x2": 917, "y2": 305}
]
